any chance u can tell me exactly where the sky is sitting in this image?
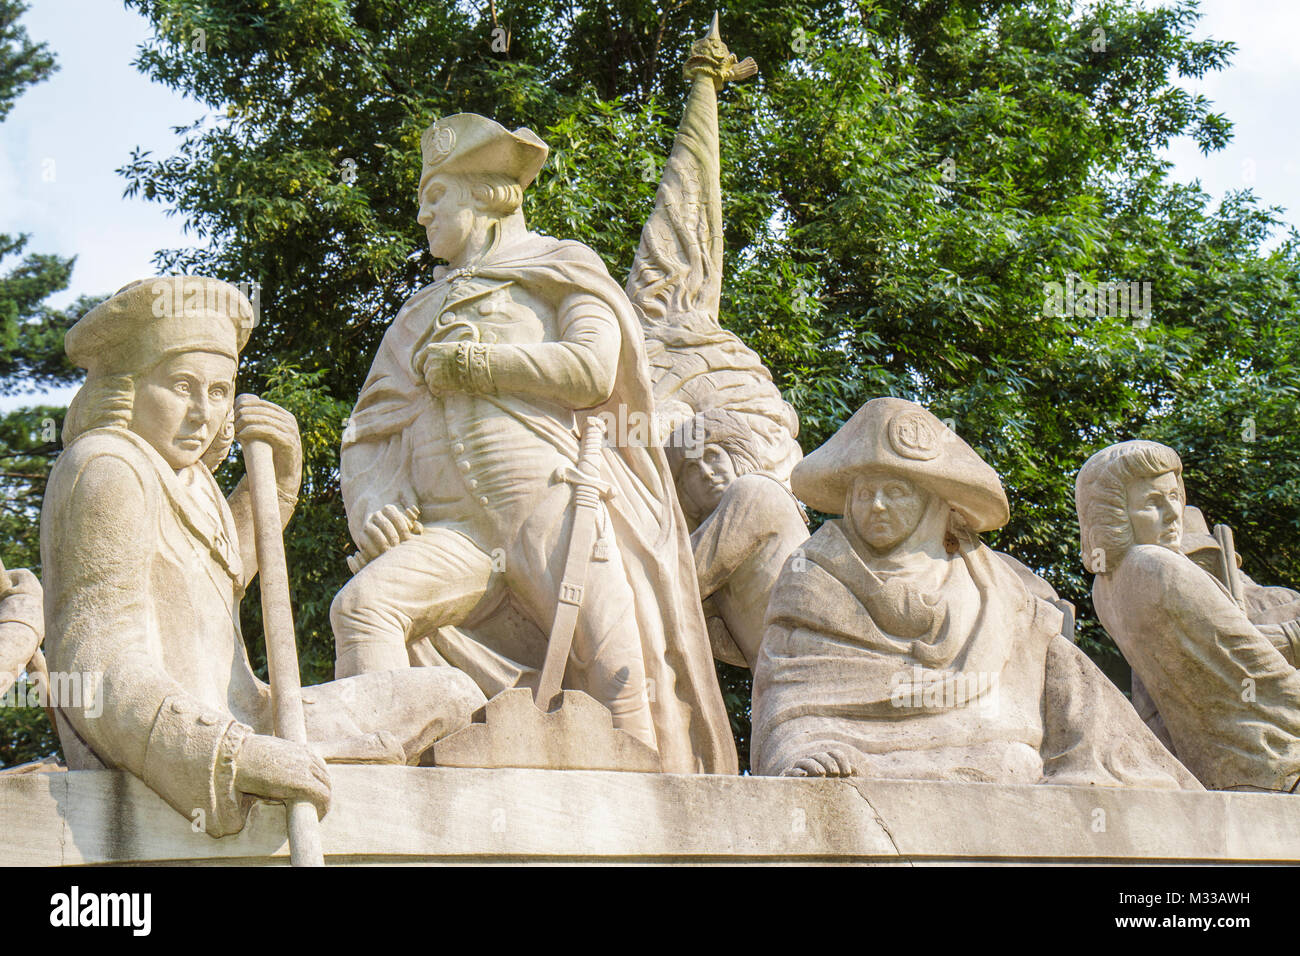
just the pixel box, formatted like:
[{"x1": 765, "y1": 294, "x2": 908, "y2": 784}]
[{"x1": 1, "y1": 0, "x2": 1298, "y2": 411}]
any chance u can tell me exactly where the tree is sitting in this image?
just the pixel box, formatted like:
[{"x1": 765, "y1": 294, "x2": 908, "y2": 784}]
[
  {"x1": 0, "y1": 0, "x2": 53, "y2": 120},
  {"x1": 0, "y1": 0, "x2": 93, "y2": 767}
]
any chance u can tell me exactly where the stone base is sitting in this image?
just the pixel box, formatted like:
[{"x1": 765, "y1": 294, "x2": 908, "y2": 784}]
[
  {"x1": 1, "y1": 766, "x2": 1298, "y2": 865},
  {"x1": 431, "y1": 688, "x2": 660, "y2": 772}
]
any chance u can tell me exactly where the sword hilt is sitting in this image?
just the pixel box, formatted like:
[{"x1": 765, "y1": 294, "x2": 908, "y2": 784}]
[
  {"x1": 578, "y1": 416, "x2": 607, "y2": 473},
  {"x1": 552, "y1": 418, "x2": 614, "y2": 500}
]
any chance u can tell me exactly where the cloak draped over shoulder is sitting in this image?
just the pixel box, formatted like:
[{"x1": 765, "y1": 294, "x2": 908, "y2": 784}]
[
  {"x1": 753, "y1": 520, "x2": 1200, "y2": 790},
  {"x1": 341, "y1": 233, "x2": 737, "y2": 775}
]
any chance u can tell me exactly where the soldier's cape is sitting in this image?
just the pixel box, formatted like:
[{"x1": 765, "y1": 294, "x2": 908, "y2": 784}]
[
  {"x1": 342, "y1": 230, "x2": 739, "y2": 775},
  {"x1": 753, "y1": 519, "x2": 1201, "y2": 789}
]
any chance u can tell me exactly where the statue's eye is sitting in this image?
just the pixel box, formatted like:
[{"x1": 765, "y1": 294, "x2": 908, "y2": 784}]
[{"x1": 173, "y1": 380, "x2": 191, "y2": 395}]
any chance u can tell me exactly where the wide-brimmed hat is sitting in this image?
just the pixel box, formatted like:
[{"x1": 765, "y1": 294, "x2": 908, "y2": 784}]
[
  {"x1": 66, "y1": 276, "x2": 253, "y2": 376},
  {"x1": 419, "y1": 113, "x2": 548, "y2": 196},
  {"x1": 792, "y1": 397, "x2": 1009, "y2": 531}
]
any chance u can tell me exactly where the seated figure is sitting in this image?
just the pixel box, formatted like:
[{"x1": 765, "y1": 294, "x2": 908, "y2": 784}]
[
  {"x1": 1131, "y1": 504, "x2": 1300, "y2": 752},
  {"x1": 0, "y1": 566, "x2": 42, "y2": 701},
  {"x1": 752, "y1": 398, "x2": 1197, "y2": 789},
  {"x1": 666, "y1": 408, "x2": 808, "y2": 668},
  {"x1": 330, "y1": 115, "x2": 736, "y2": 774},
  {"x1": 1077, "y1": 440, "x2": 1300, "y2": 793},
  {"x1": 41, "y1": 277, "x2": 485, "y2": 836}
]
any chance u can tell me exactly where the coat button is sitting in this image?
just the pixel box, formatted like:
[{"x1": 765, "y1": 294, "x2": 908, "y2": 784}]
[
  {"x1": 453, "y1": 442, "x2": 465, "y2": 454},
  {"x1": 469, "y1": 478, "x2": 478, "y2": 489},
  {"x1": 459, "y1": 460, "x2": 471, "y2": 472},
  {"x1": 478, "y1": 496, "x2": 489, "y2": 506}
]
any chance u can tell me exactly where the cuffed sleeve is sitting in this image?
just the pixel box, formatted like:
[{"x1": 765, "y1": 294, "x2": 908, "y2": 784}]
[
  {"x1": 478, "y1": 292, "x2": 621, "y2": 408},
  {"x1": 143, "y1": 695, "x2": 254, "y2": 837},
  {"x1": 0, "y1": 568, "x2": 43, "y2": 694}
]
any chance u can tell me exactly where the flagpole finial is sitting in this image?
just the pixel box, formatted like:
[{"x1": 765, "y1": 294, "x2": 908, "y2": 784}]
[{"x1": 686, "y1": 14, "x2": 757, "y2": 89}]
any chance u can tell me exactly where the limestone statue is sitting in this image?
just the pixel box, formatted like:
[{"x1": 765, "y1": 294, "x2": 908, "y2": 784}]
[
  {"x1": 751, "y1": 398, "x2": 1199, "y2": 789},
  {"x1": 333, "y1": 114, "x2": 737, "y2": 774},
  {"x1": 1078, "y1": 440, "x2": 1300, "y2": 793},
  {"x1": 665, "y1": 409, "x2": 807, "y2": 667},
  {"x1": 40, "y1": 277, "x2": 486, "y2": 838},
  {"x1": 1130, "y1": 504, "x2": 1300, "y2": 752},
  {"x1": 0, "y1": 561, "x2": 43, "y2": 701},
  {"x1": 625, "y1": 17, "x2": 808, "y2": 667}
]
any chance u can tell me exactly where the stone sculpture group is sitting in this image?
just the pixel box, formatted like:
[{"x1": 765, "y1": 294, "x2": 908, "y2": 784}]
[{"x1": 1, "y1": 18, "x2": 1296, "y2": 864}]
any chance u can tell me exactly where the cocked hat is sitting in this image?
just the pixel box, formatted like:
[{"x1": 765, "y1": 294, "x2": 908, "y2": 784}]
[
  {"x1": 66, "y1": 276, "x2": 253, "y2": 377},
  {"x1": 419, "y1": 113, "x2": 548, "y2": 196},
  {"x1": 792, "y1": 397, "x2": 1009, "y2": 531}
]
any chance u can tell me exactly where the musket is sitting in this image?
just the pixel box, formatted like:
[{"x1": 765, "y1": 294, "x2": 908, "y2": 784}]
[{"x1": 534, "y1": 417, "x2": 612, "y2": 710}]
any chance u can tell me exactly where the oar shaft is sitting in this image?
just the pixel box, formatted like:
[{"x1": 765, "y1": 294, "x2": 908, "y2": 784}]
[{"x1": 244, "y1": 439, "x2": 324, "y2": 867}]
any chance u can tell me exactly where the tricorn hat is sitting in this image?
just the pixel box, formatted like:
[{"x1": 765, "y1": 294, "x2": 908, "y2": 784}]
[
  {"x1": 66, "y1": 276, "x2": 253, "y2": 377},
  {"x1": 419, "y1": 114, "x2": 548, "y2": 196},
  {"x1": 792, "y1": 397, "x2": 1009, "y2": 531}
]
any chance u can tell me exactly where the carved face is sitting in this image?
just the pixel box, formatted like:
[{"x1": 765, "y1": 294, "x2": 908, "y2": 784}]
[
  {"x1": 847, "y1": 471, "x2": 932, "y2": 553},
  {"x1": 417, "y1": 174, "x2": 479, "y2": 260},
  {"x1": 130, "y1": 351, "x2": 237, "y2": 471},
  {"x1": 678, "y1": 443, "x2": 737, "y2": 517},
  {"x1": 1124, "y1": 470, "x2": 1183, "y2": 550}
]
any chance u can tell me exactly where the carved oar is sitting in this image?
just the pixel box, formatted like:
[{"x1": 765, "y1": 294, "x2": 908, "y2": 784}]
[{"x1": 242, "y1": 438, "x2": 325, "y2": 867}]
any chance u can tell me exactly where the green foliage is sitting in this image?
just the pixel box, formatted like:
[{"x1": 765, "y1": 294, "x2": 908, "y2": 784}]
[
  {"x1": 0, "y1": 678, "x2": 57, "y2": 769},
  {"x1": 0, "y1": 2, "x2": 80, "y2": 765},
  {"x1": 0, "y1": 404, "x2": 61, "y2": 570},
  {"x1": 0, "y1": 249, "x2": 96, "y2": 393},
  {"x1": 0, "y1": 0, "x2": 54, "y2": 121}
]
